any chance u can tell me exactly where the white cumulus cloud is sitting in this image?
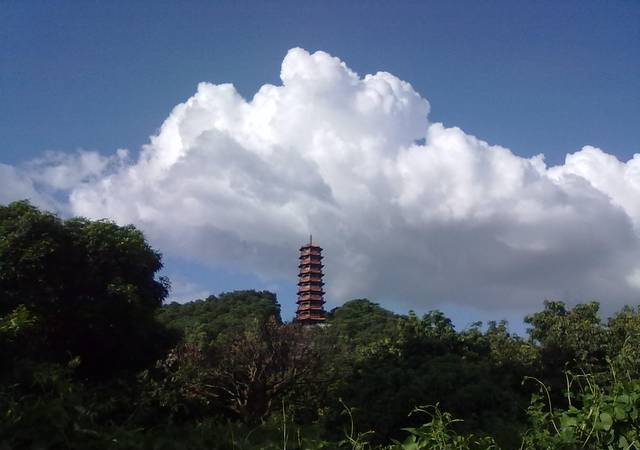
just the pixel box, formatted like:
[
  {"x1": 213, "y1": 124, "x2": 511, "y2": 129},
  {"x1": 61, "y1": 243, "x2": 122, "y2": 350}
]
[{"x1": 3, "y1": 48, "x2": 639, "y2": 315}]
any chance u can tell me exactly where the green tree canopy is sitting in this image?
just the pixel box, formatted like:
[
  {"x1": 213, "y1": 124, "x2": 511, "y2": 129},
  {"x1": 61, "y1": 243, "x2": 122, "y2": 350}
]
[
  {"x1": 156, "y1": 290, "x2": 281, "y2": 347},
  {"x1": 327, "y1": 298, "x2": 399, "y2": 345},
  {"x1": 0, "y1": 200, "x2": 170, "y2": 377}
]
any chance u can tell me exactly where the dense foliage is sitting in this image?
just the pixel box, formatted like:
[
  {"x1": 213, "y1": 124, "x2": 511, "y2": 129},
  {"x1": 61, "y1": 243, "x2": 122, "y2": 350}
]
[
  {"x1": 0, "y1": 200, "x2": 171, "y2": 378},
  {"x1": 1, "y1": 201, "x2": 639, "y2": 449}
]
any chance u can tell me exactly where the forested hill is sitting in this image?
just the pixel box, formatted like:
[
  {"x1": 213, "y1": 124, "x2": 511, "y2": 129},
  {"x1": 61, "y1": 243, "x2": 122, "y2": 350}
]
[
  {"x1": 157, "y1": 290, "x2": 282, "y2": 344},
  {"x1": 1, "y1": 201, "x2": 639, "y2": 449}
]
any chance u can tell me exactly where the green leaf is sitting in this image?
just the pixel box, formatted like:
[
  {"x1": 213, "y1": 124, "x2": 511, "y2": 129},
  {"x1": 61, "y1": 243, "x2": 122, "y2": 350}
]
[
  {"x1": 614, "y1": 405, "x2": 627, "y2": 421},
  {"x1": 560, "y1": 415, "x2": 578, "y2": 428},
  {"x1": 618, "y1": 435, "x2": 629, "y2": 449},
  {"x1": 600, "y1": 412, "x2": 613, "y2": 431}
]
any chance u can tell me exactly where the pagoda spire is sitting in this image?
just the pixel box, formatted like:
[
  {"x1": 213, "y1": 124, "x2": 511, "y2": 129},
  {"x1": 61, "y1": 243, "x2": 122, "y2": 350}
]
[{"x1": 295, "y1": 238, "x2": 326, "y2": 324}]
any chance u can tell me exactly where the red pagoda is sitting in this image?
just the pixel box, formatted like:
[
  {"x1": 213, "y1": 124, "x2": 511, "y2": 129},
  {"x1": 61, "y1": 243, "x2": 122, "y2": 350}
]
[{"x1": 295, "y1": 236, "x2": 326, "y2": 324}]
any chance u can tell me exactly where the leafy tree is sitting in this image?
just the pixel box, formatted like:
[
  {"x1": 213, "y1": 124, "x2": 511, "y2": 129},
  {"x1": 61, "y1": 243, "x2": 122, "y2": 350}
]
[
  {"x1": 0, "y1": 200, "x2": 170, "y2": 377},
  {"x1": 148, "y1": 318, "x2": 319, "y2": 422},
  {"x1": 606, "y1": 306, "x2": 640, "y2": 380},
  {"x1": 524, "y1": 300, "x2": 608, "y2": 404},
  {"x1": 320, "y1": 306, "x2": 530, "y2": 447},
  {"x1": 525, "y1": 301, "x2": 606, "y2": 364}
]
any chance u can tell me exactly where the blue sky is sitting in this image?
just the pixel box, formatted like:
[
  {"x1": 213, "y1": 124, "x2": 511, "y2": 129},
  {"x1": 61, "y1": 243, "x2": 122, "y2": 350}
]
[{"x1": 1, "y1": 1, "x2": 639, "y2": 332}]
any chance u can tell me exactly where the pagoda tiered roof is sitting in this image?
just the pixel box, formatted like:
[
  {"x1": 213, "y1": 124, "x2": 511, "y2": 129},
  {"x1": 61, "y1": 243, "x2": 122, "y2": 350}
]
[{"x1": 294, "y1": 237, "x2": 327, "y2": 325}]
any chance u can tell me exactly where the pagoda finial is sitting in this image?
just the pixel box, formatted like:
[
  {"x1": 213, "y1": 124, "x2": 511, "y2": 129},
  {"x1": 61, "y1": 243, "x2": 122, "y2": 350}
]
[{"x1": 310, "y1": 234, "x2": 312, "y2": 245}]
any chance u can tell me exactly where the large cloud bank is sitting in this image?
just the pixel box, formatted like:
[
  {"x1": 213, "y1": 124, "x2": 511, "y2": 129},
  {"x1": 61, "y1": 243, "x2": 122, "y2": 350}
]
[{"x1": 5, "y1": 48, "x2": 640, "y2": 314}]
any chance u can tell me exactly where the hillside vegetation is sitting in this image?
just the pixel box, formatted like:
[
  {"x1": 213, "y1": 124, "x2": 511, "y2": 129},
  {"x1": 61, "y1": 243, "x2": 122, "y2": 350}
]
[{"x1": 1, "y1": 201, "x2": 639, "y2": 449}]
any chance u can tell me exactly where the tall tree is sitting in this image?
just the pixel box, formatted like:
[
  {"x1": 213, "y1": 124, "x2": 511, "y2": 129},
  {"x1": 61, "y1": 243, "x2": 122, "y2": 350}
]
[
  {"x1": 150, "y1": 317, "x2": 319, "y2": 422},
  {"x1": 0, "y1": 200, "x2": 170, "y2": 377}
]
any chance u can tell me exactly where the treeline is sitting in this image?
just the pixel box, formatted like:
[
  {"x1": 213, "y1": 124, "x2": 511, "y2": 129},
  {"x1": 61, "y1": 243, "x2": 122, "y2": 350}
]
[{"x1": 1, "y1": 201, "x2": 639, "y2": 449}]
